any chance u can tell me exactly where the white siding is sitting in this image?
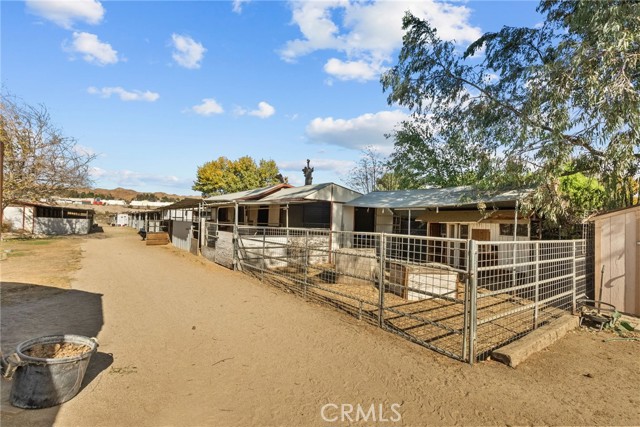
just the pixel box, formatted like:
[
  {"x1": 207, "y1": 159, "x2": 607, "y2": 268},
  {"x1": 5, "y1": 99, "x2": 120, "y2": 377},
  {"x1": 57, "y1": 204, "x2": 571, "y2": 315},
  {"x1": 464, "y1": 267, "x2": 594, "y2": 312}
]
[{"x1": 3, "y1": 206, "x2": 34, "y2": 233}]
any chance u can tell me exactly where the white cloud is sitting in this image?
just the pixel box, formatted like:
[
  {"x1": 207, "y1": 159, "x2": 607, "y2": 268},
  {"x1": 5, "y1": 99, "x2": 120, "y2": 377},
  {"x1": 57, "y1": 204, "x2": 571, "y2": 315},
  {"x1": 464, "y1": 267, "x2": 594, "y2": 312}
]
[
  {"x1": 88, "y1": 86, "x2": 159, "y2": 102},
  {"x1": 249, "y1": 101, "x2": 275, "y2": 119},
  {"x1": 67, "y1": 32, "x2": 119, "y2": 65},
  {"x1": 191, "y1": 98, "x2": 224, "y2": 116},
  {"x1": 232, "y1": 0, "x2": 250, "y2": 14},
  {"x1": 171, "y1": 34, "x2": 206, "y2": 69},
  {"x1": 281, "y1": 0, "x2": 482, "y2": 81},
  {"x1": 90, "y1": 167, "x2": 192, "y2": 189},
  {"x1": 306, "y1": 110, "x2": 408, "y2": 154},
  {"x1": 26, "y1": 0, "x2": 104, "y2": 29},
  {"x1": 234, "y1": 101, "x2": 276, "y2": 119},
  {"x1": 324, "y1": 58, "x2": 382, "y2": 82}
]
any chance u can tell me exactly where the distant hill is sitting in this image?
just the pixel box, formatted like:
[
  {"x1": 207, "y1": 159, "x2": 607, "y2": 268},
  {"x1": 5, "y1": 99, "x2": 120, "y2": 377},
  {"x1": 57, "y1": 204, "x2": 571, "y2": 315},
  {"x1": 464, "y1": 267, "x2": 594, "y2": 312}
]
[{"x1": 68, "y1": 187, "x2": 192, "y2": 203}]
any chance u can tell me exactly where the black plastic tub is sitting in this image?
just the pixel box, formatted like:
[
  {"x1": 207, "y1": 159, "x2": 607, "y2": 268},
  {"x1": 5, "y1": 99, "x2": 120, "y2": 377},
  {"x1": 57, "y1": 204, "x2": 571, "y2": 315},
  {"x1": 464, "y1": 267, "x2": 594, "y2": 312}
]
[{"x1": 2, "y1": 335, "x2": 98, "y2": 409}]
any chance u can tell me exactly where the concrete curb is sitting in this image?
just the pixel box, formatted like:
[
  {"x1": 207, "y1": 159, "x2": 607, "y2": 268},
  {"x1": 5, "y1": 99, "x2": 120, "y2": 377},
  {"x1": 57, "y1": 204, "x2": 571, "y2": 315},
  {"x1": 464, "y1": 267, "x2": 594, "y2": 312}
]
[{"x1": 491, "y1": 315, "x2": 579, "y2": 367}]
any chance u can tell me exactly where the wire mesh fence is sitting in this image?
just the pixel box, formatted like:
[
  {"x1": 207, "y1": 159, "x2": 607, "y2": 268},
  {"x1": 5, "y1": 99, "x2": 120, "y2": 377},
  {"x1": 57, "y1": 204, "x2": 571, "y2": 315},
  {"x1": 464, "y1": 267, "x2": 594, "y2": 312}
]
[
  {"x1": 231, "y1": 226, "x2": 587, "y2": 363},
  {"x1": 471, "y1": 239, "x2": 587, "y2": 359}
]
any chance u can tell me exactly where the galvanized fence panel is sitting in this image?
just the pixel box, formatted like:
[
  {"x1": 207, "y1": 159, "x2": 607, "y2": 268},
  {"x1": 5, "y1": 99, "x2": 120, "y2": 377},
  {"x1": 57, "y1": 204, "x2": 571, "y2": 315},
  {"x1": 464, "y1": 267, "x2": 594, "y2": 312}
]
[
  {"x1": 236, "y1": 227, "x2": 470, "y2": 361},
  {"x1": 232, "y1": 226, "x2": 587, "y2": 364},
  {"x1": 470, "y1": 239, "x2": 587, "y2": 360}
]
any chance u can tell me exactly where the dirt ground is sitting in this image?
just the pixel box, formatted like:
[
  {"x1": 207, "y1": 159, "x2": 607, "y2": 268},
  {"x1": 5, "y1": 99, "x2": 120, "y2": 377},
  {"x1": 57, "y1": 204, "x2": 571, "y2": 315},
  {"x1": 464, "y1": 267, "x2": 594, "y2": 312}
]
[{"x1": 1, "y1": 227, "x2": 639, "y2": 426}]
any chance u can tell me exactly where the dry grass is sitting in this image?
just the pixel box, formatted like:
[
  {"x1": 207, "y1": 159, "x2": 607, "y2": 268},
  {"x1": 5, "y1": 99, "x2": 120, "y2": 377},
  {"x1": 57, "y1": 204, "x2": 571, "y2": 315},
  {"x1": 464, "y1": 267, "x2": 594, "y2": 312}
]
[{"x1": 0, "y1": 236, "x2": 84, "y2": 304}]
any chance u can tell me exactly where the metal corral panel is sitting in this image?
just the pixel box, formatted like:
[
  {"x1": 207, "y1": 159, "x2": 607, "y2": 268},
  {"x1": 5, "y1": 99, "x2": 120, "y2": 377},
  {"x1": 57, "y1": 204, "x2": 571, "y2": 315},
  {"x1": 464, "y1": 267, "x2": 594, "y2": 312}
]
[{"x1": 171, "y1": 220, "x2": 192, "y2": 251}]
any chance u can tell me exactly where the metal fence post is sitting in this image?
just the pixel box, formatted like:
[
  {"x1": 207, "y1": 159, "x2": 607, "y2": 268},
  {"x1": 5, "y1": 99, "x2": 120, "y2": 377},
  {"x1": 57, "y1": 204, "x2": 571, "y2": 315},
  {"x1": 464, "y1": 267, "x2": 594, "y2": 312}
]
[
  {"x1": 304, "y1": 229, "x2": 309, "y2": 299},
  {"x1": 534, "y1": 242, "x2": 540, "y2": 329},
  {"x1": 468, "y1": 240, "x2": 478, "y2": 365},
  {"x1": 571, "y1": 240, "x2": 577, "y2": 314},
  {"x1": 378, "y1": 233, "x2": 386, "y2": 328},
  {"x1": 261, "y1": 231, "x2": 266, "y2": 282},
  {"x1": 462, "y1": 251, "x2": 470, "y2": 362},
  {"x1": 233, "y1": 225, "x2": 238, "y2": 271}
]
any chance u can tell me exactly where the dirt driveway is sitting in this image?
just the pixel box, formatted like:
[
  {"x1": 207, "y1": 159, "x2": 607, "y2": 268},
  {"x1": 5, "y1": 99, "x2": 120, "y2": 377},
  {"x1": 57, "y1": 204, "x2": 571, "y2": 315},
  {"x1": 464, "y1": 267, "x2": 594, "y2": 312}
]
[{"x1": 1, "y1": 227, "x2": 639, "y2": 426}]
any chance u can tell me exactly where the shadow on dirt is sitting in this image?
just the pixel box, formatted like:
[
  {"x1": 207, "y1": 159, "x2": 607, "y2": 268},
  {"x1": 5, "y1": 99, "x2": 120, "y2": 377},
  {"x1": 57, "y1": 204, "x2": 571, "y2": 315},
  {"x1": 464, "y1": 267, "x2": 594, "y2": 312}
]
[{"x1": 0, "y1": 282, "x2": 105, "y2": 425}]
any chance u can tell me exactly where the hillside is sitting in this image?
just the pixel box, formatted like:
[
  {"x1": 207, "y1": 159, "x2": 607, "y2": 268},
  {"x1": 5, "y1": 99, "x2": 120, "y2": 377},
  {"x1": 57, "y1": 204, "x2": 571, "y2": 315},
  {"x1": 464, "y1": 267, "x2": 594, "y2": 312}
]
[{"x1": 69, "y1": 187, "x2": 192, "y2": 202}]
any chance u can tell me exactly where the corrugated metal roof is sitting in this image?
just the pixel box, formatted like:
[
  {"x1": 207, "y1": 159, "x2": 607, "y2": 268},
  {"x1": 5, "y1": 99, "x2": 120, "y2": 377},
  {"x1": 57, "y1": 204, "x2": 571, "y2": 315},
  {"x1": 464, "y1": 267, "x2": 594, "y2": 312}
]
[
  {"x1": 204, "y1": 184, "x2": 291, "y2": 203},
  {"x1": 161, "y1": 197, "x2": 202, "y2": 210},
  {"x1": 345, "y1": 186, "x2": 532, "y2": 209},
  {"x1": 249, "y1": 183, "x2": 361, "y2": 204},
  {"x1": 8, "y1": 201, "x2": 95, "y2": 213}
]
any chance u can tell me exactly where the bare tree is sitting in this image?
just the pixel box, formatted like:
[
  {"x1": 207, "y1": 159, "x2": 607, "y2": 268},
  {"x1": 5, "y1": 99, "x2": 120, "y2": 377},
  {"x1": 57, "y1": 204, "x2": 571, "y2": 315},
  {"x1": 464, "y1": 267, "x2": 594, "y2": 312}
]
[
  {"x1": 1, "y1": 93, "x2": 96, "y2": 209},
  {"x1": 344, "y1": 146, "x2": 392, "y2": 194}
]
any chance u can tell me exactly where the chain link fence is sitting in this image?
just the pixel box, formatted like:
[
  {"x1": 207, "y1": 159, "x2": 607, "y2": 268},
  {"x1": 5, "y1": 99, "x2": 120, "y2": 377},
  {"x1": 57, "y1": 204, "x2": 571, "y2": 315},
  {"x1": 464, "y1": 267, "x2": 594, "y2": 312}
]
[{"x1": 231, "y1": 226, "x2": 587, "y2": 363}]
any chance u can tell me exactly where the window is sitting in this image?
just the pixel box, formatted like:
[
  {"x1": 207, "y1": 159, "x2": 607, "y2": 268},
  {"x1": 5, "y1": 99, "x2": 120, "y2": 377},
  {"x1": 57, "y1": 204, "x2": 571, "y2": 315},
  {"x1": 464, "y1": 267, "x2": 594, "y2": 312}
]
[{"x1": 499, "y1": 223, "x2": 528, "y2": 237}]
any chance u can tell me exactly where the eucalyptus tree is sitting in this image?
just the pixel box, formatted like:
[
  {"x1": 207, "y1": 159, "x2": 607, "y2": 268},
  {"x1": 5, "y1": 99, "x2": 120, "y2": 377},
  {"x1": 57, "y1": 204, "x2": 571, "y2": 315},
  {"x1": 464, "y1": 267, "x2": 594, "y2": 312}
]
[{"x1": 382, "y1": 0, "x2": 639, "y2": 221}]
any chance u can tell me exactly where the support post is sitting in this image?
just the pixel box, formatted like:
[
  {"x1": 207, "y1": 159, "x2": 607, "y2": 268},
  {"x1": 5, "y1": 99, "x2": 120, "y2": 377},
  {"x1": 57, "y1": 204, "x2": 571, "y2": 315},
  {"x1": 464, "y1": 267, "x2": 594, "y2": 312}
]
[
  {"x1": 233, "y1": 202, "x2": 239, "y2": 271},
  {"x1": 303, "y1": 229, "x2": 309, "y2": 299},
  {"x1": 468, "y1": 240, "x2": 478, "y2": 365},
  {"x1": 407, "y1": 210, "x2": 411, "y2": 264},
  {"x1": 462, "y1": 239, "x2": 471, "y2": 361},
  {"x1": 571, "y1": 240, "x2": 577, "y2": 314},
  {"x1": 512, "y1": 200, "x2": 518, "y2": 291},
  {"x1": 378, "y1": 233, "x2": 386, "y2": 328},
  {"x1": 261, "y1": 231, "x2": 266, "y2": 282},
  {"x1": 534, "y1": 242, "x2": 540, "y2": 329}
]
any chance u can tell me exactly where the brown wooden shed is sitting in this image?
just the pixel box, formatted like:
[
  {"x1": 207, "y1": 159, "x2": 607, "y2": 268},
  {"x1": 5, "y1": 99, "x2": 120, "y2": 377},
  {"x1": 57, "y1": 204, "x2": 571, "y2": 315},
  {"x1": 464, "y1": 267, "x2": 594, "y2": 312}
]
[{"x1": 593, "y1": 204, "x2": 640, "y2": 316}]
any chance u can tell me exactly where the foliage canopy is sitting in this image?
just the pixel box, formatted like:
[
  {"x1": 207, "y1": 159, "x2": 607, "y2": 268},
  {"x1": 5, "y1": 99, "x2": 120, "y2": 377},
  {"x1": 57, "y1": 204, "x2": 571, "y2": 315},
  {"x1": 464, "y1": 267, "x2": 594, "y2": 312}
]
[
  {"x1": 1, "y1": 93, "x2": 96, "y2": 209},
  {"x1": 382, "y1": 0, "x2": 639, "y2": 222},
  {"x1": 193, "y1": 156, "x2": 282, "y2": 196}
]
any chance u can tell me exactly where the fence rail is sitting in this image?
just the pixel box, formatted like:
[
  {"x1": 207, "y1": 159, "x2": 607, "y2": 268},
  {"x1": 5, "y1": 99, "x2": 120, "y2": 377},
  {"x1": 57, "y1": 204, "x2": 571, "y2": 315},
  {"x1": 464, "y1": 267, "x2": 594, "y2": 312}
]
[{"x1": 231, "y1": 226, "x2": 586, "y2": 363}]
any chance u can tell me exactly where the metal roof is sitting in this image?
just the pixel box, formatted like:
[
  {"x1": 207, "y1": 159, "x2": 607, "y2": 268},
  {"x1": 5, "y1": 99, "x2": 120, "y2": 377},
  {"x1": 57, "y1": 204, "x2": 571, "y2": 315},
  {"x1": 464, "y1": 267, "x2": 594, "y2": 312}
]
[
  {"x1": 7, "y1": 201, "x2": 95, "y2": 213},
  {"x1": 161, "y1": 197, "x2": 202, "y2": 210},
  {"x1": 345, "y1": 186, "x2": 532, "y2": 209},
  {"x1": 246, "y1": 183, "x2": 362, "y2": 204},
  {"x1": 204, "y1": 184, "x2": 292, "y2": 204}
]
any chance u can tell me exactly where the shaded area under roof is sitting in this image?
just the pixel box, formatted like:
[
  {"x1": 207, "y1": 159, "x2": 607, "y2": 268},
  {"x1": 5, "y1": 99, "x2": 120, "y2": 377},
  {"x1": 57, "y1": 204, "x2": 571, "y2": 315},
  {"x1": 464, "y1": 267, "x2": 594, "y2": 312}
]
[
  {"x1": 204, "y1": 184, "x2": 292, "y2": 204},
  {"x1": 346, "y1": 186, "x2": 532, "y2": 209}
]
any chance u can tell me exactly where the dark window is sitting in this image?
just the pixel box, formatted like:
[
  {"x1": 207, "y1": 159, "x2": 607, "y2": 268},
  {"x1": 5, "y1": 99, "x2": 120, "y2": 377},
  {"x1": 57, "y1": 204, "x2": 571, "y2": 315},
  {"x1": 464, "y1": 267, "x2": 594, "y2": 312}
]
[
  {"x1": 218, "y1": 208, "x2": 229, "y2": 222},
  {"x1": 499, "y1": 223, "x2": 528, "y2": 237},
  {"x1": 302, "y1": 203, "x2": 330, "y2": 228},
  {"x1": 354, "y1": 207, "x2": 375, "y2": 232},
  {"x1": 257, "y1": 206, "x2": 269, "y2": 225}
]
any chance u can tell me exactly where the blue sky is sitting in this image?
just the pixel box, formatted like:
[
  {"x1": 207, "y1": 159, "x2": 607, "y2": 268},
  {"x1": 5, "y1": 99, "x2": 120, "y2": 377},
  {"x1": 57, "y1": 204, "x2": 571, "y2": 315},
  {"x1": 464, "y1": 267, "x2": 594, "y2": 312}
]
[{"x1": 2, "y1": 0, "x2": 542, "y2": 195}]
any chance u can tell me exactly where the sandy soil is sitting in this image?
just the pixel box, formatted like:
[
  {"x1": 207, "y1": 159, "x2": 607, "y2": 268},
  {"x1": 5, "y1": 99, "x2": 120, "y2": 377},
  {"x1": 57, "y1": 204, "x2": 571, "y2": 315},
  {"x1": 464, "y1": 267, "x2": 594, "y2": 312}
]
[{"x1": 1, "y1": 227, "x2": 639, "y2": 426}]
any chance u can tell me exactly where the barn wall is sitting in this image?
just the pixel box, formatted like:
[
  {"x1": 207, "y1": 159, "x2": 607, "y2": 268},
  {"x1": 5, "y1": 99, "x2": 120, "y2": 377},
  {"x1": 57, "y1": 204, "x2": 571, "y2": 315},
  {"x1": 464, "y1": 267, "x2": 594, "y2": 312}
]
[
  {"x1": 3, "y1": 206, "x2": 34, "y2": 233},
  {"x1": 34, "y1": 218, "x2": 91, "y2": 235},
  {"x1": 375, "y1": 208, "x2": 393, "y2": 233}
]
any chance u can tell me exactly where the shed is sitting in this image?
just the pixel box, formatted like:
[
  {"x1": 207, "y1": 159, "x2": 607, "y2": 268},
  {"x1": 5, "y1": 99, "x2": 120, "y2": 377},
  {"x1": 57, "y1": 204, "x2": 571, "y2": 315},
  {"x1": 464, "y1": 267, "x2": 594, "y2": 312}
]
[
  {"x1": 592, "y1": 204, "x2": 640, "y2": 316},
  {"x1": 205, "y1": 184, "x2": 293, "y2": 228},
  {"x1": 201, "y1": 184, "x2": 293, "y2": 267},
  {"x1": 3, "y1": 202, "x2": 94, "y2": 235},
  {"x1": 345, "y1": 186, "x2": 534, "y2": 241},
  {"x1": 243, "y1": 183, "x2": 362, "y2": 231}
]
